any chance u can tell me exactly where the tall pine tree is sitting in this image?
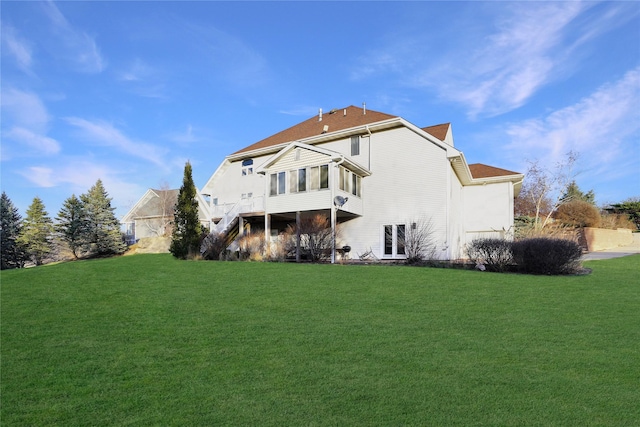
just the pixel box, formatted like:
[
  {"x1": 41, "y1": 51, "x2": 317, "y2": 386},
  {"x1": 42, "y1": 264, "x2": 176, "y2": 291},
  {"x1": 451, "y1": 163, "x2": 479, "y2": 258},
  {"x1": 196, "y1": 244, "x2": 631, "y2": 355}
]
[
  {"x1": 17, "y1": 197, "x2": 54, "y2": 266},
  {"x1": 1, "y1": 192, "x2": 27, "y2": 269},
  {"x1": 81, "y1": 180, "x2": 126, "y2": 256},
  {"x1": 56, "y1": 194, "x2": 89, "y2": 259},
  {"x1": 170, "y1": 161, "x2": 202, "y2": 259}
]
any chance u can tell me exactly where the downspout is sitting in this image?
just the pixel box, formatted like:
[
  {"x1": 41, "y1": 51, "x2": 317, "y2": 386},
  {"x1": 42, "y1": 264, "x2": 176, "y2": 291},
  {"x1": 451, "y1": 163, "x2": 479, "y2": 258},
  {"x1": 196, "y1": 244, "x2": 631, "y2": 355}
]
[
  {"x1": 331, "y1": 155, "x2": 346, "y2": 264},
  {"x1": 366, "y1": 125, "x2": 372, "y2": 170}
]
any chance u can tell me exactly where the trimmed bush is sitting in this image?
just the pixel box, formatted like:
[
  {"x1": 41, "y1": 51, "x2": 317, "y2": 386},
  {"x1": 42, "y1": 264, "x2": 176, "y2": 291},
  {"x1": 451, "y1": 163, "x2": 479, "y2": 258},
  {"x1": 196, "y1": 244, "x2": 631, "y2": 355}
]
[
  {"x1": 511, "y1": 238, "x2": 582, "y2": 275},
  {"x1": 466, "y1": 238, "x2": 513, "y2": 272}
]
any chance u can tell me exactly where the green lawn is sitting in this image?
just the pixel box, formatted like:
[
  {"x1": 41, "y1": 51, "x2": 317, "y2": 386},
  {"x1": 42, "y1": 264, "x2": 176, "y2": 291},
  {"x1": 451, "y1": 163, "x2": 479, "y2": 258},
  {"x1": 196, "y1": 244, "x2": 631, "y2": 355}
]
[{"x1": 2, "y1": 254, "x2": 639, "y2": 426}]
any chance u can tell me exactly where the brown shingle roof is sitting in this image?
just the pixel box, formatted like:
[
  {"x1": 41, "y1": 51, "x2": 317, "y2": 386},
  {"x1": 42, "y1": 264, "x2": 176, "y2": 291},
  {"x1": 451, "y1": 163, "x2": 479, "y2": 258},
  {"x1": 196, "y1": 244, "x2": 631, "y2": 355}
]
[
  {"x1": 468, "y1": 163, "x2": 521, "y2": 178},
  {"x1": 232, "y1": 105, "x2": 398, "y2": 155},
  {"x1": 422, "y1": 123, "x2": 450, "y2": 141}
]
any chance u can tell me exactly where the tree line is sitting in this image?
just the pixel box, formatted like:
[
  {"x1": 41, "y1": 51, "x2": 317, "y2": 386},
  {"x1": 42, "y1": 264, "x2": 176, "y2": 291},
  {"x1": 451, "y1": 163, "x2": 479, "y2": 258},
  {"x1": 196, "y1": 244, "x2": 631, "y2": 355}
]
[
  {"x1": 1, "y1": 180, "x2": 125, "y2": 269},
  {"x1": 1, "y1": 161, "x2": 207, "y2": 268}
]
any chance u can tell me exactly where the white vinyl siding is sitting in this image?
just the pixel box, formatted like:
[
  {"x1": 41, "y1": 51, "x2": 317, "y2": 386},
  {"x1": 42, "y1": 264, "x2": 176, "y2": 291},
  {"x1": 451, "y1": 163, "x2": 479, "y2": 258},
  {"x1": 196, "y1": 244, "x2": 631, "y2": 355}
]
[{"x1": 333, "y1": 127, "x2": 450, "y2": 260}]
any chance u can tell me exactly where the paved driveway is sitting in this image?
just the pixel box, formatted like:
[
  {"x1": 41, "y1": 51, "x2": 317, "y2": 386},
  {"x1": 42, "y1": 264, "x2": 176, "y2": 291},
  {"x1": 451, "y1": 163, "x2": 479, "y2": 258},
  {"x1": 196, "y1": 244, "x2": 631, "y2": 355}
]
[{"x1": 582, "y1": 237, "x2": 640, "y2": 260}]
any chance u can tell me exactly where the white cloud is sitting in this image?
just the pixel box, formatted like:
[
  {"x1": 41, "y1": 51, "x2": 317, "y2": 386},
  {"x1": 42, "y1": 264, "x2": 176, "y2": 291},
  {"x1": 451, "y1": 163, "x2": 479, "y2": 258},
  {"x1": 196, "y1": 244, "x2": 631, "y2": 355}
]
[
  {"x1": 41, "y1": 0, "x2": 105, "y2": 73},
  {"x1": 3, "y1": 127, "x2": 60, "y2": 155},
  {"x1": 0, "y1": 88, "x2": 60, "y2": 157},
  {"x1": 1, "y1": 88, "x2": 50, "y2": 131},
  {"x1": 168, "y1": 124, "x2": 199, "y2": 145},
  {"x1": 279, "y1": 106, "x2": 319, "y2": 117},
  {"x1": 351, "y1": 2, "x2": 636, "y2": 119},
  {"x1": 424, "y1": 2, "x2": 587, "y2": 118},
  {"x1": 118, "y1": 58, "x2": 167, "y2": 99},
  {"x1": 18, "y1": 160, "x2": 146, "y2": 217},
  {"x1": 503, "y1": 66, "x2": 640, "y2": 180},
  {"x1": 1, "y1": 24, "x2": 33, "y2": 74},
  {"x1": 119, "y1": 58, "x2": 153, "y2": 82},
  {"x1": 64, "y1": 117, "x2": 169, "y2": 168}
]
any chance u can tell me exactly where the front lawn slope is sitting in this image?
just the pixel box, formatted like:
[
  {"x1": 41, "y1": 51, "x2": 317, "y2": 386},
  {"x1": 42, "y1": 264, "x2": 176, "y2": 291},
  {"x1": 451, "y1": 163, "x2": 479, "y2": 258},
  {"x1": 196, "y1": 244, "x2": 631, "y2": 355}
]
[{"x1": 2, "y1": 254, "x2": 639, "y2": 426}]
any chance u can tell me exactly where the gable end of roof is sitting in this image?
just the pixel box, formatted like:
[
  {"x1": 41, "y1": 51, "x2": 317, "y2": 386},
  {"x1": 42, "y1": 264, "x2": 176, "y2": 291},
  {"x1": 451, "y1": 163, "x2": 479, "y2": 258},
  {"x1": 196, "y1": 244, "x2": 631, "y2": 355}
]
[{"x1": 422, "y1": 123, "x2": 450, "y2": 141}]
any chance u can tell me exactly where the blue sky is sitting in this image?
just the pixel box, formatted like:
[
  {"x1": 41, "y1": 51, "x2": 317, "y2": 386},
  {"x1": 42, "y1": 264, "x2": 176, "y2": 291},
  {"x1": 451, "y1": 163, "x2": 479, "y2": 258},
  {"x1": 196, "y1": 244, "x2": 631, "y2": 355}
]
[{"x1": 2, "y1": 1, "x2": 639, "y2": 219}]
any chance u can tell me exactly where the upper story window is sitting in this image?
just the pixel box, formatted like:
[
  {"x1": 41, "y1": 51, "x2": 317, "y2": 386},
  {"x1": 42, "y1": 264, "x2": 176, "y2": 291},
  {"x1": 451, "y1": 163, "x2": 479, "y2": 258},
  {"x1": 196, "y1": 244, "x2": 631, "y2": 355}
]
[
  {"x1": 289, "y1": 168, "x2": 307, "y2": 193},
  {"x1": 242, "y1": 159, "x2": 253, "y2": 176},
  {"x1": 339, "y1": 166, "x2": 362, "y2": 197},
  {"x1": 270, "y1": 171, "x2": 286, "y2": 196},
  {"x1": 351, "y1": 136, "x2": 360, "y2": 156},
  {"x1": 269, "y1": 164, "x2": 329, "y2": 196},
  {"x1": 309, "y1": 165, "x2": 329, "y2": 190}
]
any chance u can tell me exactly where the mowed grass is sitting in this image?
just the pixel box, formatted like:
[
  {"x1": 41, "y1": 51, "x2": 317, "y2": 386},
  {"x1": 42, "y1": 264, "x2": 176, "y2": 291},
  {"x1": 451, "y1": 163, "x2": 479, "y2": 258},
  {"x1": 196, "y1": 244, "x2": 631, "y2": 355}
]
[{"x1": 2, "y1": 255, "x2": 639, "y2": 426}]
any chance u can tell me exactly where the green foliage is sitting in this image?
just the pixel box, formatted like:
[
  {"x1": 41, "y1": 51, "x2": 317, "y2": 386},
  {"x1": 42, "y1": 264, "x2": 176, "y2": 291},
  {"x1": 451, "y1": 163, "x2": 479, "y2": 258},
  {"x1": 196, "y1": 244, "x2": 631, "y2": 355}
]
[
  {"x1": 0, "y1": 192, "x2": 27, "y2": 269},
  {"x1": 560, "y1": 180, "x2": 595, "y2": 204},
  {"x1": 607, "y1": 198, "x2": 640, "y2": 230},
  {"x1": 2, "y1": 255, "x2": 639, "y2": 425},
  {"x1": 55, "y1": 194, "x2": 89, "y2": 259},
  {"x1": 80, "y1": 180, "x2": 126, "y2": 257},
  {"x1": 16, "y1": 197, "x2": 54, "y2": 266},
  {"x1": 553, "y1": 199, "x2": 601, "y2": 227},
  {"x1": 170, "y1": 162, "x2": 202, "y2": 259}
]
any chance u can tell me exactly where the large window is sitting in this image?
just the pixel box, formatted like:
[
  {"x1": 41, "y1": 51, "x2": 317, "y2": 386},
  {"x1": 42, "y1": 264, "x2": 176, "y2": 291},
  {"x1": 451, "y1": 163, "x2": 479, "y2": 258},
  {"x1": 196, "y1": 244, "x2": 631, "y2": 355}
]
[
  {"x1": 339, "y1": 166, "x2": 362, "y2": 197},
  {"x1": 289, "y1": 168, "x2": 307, "y2": 193},
  {"x1": 383, "y1": 224, "x2": 406, "y2": 257},
  {"x1": 269, "y1": 165, "x2": 329, "y2": 196},
  {"x1": 309, "y1": 165, "x2": 329, "y2": 191},
  {"x1": 270, "y1": 172, "x2": 286, "y2": 196}
]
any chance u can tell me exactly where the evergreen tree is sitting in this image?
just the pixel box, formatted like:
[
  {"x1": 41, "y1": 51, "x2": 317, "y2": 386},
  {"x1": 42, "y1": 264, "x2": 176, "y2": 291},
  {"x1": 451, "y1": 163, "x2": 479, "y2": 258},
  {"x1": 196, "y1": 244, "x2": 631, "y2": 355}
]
[
  {"x1": 17, "y1": 197, "x2": 54, "y2": 266},
  {"x1": 560, "y1": 181, "x2": 595, "y2": 205},
  {"x1": 607, "y1": 198, "x2": 640, "y2": 230},
  {"x1": 1, "y1": 192, "x2": 27, "y2": 269},
  {"x1": 56, "y1": 194, "x2": 89, "y2": 259},
  {"x1": 81, "y1": 180, "x2": 126, "y2": 256},
  {"x1": 170, "y1": 161, "x2": 202, "y2": 259}
]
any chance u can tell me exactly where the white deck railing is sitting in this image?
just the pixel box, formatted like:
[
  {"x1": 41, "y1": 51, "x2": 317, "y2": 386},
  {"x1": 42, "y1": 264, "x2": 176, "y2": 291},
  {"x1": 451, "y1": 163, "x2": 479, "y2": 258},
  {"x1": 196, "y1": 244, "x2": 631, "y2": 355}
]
[{"x1": 211, "y1": 196, "x2": 264, "y2": 234}]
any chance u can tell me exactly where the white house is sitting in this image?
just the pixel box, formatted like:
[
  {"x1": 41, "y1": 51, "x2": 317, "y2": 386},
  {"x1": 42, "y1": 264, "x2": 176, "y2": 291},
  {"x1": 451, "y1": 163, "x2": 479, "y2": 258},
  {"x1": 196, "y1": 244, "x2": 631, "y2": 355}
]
[{"x1": 198, "y1": 105, "x2": 523, "y2": 261}]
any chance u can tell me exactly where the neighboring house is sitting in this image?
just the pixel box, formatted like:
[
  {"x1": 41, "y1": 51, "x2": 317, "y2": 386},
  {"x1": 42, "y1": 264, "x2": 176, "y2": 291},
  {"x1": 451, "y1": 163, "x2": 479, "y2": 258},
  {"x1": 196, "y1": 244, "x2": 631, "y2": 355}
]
[
  {"x1": 121, "y1": 188, "x2": 210, "y2": 244},
  {"x1": 198, "y1": 105, "x2": 523, "y2": 261}
]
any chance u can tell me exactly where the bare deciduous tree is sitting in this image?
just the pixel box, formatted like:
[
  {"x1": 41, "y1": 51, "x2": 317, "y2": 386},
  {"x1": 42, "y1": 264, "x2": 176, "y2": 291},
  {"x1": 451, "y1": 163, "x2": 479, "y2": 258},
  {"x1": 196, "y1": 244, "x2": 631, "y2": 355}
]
[
  {"x1": 515, "y1": 151, "x2": 579, "y2": 231},
  {"x1": 286, "y1": 214, "x2": 335, "y2": 262},
  {"x1": 135, "y1": 183, "x2": 178, "y2": 238},
  {"x1": 404, "y1": 216, "x2": 439, "y2": 264}
]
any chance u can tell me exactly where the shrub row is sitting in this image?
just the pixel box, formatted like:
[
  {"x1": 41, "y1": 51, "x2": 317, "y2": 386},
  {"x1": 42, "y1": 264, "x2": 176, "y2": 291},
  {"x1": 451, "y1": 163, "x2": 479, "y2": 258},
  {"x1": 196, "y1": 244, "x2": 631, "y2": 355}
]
[{"x1": 466, "y1": 237, "x2": 583, "y2": 275}]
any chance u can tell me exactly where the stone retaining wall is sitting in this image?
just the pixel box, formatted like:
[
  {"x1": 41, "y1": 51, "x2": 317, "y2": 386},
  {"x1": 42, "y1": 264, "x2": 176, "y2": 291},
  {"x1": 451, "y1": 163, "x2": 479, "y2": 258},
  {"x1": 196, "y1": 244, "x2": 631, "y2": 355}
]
[{"x1": 581, "y1": 227, "x2": 634, "y2": 252}]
